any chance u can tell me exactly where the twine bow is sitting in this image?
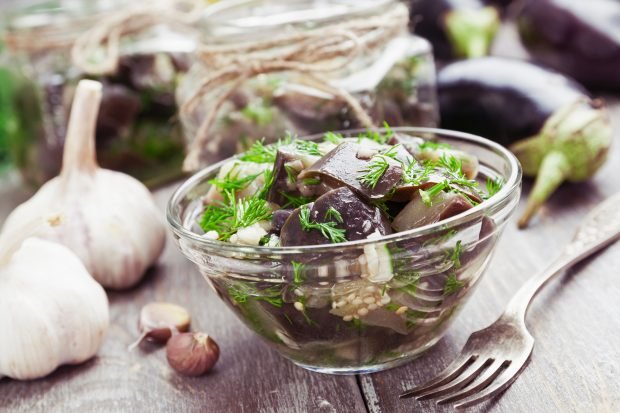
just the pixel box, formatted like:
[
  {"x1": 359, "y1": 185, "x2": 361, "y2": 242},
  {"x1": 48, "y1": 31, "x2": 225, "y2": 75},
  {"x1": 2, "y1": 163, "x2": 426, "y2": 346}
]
[
  {"x1": 181, "y1": 2, "x2": 410, "y2": 171},
  {"x1": 71, "y1": 0, "x2": 203, "y2": 76}
]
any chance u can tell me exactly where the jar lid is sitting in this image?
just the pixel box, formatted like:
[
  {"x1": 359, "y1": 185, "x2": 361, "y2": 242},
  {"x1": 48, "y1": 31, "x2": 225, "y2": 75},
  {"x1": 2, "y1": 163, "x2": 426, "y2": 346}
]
[{"x1": 201, "y1": 0, "x2": 396, "y2": 40}]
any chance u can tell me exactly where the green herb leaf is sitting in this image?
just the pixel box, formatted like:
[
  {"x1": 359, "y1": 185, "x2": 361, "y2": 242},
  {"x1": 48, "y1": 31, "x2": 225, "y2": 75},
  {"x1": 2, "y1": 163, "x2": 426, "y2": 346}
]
[
  {"x1": 295, "y1": 140, "x2": 322, "y2": 156},
  {"x1": 301, "y1": 177, "x2": 321, "y2": 186},
  {"x1": 199, "y1": 194, "x2": 272, "y2": 240},
  {"x1": 209, "y1": 170, "x2": 262, "y2": 202},
  {"x1": 419, "y1": 141, "x2": 451, "y2": 150},
  {"x1": 485, "y1": 177, "x2": 504, "y2": 199},
  {"x1": 324, "y1": 131, "x2": 344, "y2": 144},
  {"x1": 284, "y1": 164, "x2": 298, "y2": 185},
  {"x1": 299, "y1": 205, "x2": 347, "y2": 243},
  {"x1": 240, "y1": 101, "x2": 273, "y2": 126},
  {"x1": 324, "y1": 206, "x2": 344, "y2": 224},
  {"x1": 359, "y1": 155, "x2": 390, "y2": 189},
  {"x1": 229, "y1": 283, "x2": 284, "y2": 307},
  {"x1": 443, "y1": 272, "x2": 464, "y2": 296},
  {"x1": 239, "y1": 139, "x2": 278, "y2": 163},
  {"x1": 450, "y1": 240, "x2": 463, "y2": 269},
  {"x1": 292, "y1": 261, "x2": 306, "y2": 285},
  {"x1": 279, "y1": 192, "x2": 314, "y2": 209}
]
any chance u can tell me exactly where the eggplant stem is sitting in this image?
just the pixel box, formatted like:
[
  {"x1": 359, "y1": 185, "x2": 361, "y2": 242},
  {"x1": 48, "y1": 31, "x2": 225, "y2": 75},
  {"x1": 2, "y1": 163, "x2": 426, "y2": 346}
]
[
  {"x1": 518, "y1": 151, "x2": 569, "y2": 229},
  {"x1": 61, "y1": 80, "x2": 102, "y2": 177},
  {"x1": 444, "y1": 7, "x2": 500, "y2": 58}
]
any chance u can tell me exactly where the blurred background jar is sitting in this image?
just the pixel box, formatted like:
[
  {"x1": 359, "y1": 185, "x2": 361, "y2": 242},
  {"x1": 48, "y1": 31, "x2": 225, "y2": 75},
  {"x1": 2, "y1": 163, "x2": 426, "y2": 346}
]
[
  {"x1": 0, "y1": 0, "x2": 203, "y2": 187},
  {"x1": 177, "y1": 0, "x2": 438, "y2": 171}
]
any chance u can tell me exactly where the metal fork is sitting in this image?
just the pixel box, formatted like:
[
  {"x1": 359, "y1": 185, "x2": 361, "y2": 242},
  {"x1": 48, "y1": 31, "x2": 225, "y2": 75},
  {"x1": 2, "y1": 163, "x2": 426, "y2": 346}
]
[{"x1": 400, "y1": 193, "x2": 620, "y2": 409}]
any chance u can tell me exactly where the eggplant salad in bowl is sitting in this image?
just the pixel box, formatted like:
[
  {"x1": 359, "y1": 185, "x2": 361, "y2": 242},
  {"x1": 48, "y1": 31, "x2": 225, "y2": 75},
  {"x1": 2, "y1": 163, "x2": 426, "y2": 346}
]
[{"x1": 167, "y1": 127, "x2": 521, "y2": 373}]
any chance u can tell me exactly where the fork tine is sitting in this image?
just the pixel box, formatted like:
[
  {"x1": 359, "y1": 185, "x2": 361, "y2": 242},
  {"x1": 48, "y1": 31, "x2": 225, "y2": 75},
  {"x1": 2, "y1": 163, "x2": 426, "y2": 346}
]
[
  {"x1": 415, "y1": 357, "x2": 492, "y2": 401},
  {"x1": 436, "y1": 359, "x2": 509, "y2": 405},
  {"x1": 453, "y1": 359, "x2": 529, "y2": 409},
  {"x1": 399, "y1": 355, "x2": 477, "y2": 399}
]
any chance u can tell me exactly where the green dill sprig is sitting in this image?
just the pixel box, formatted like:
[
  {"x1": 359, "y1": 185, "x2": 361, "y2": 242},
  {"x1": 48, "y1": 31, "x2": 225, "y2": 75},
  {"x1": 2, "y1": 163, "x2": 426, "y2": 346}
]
[
  {"x1": 239, "y1": 135, "x2": 293, "y2": 164},
  {"x1": 209, "y1": 170, "x2": 262, "y2": 203},
  {"x1": 418, "y1": 141, "x2": 451, "y2": 151},
  {"x1": 450, "y1": 240, "x2": 463, "y2": 269},
  {"x1": 292, "y1": 261, "x2": 305, "y2": 285},
  {"x1": 239, "y1": 139, "x2": 278, "y2": 163},
  {"x1": 358, "y1": 145, "x2": 403, "y2": 189},
  {"x1": 295, "y1": 140, "x2": 322, "y2": 156},
  {"x1": 199, "y1": 194, "x2": 272, "y2": 240},
  {"x1": 228, "y1": 283, "x2": 284, "y2": 307},
  {"x1": 443, "y1": 272, "x2": 464, "y2": 296},
  {"x1": 324, "y1": 206, "x2": 344, "y2": 223},
  {"x1": 359, "y1": 155, "x2": 390, "y2": 189},
  {"x1": 299, "y1": 205, "x2": 347, "y2": 243},
  {"x1": 324, "y1": 131, "x2": 344, "y2": 144},
  {"x1": 240, "y1": 101, "x2": 273, "y2": 126},
  {"x1": 418, "y1": 154, "x2": 481, "y2": 206},
  {"x1": 402, "y1": 158, "x2": 432, "y2": 186},
  {"x1": 284, "y1": 164, "x2": 298, "y2": 184},
  {"x1": 279, "y1": 192, "x2": 313, "y2": 209},
  {"x1": 357, "y1": 123, "x2": 392, "y2": 145},
  {"x1": 255, "y1": 168, "x2": 275, "y2": 199},
  {"x1": 302, "y1": 177, "x2": 321, "y2": 186},
  {"x1": 485, "y1": 177, "x2": 504, "y2": 199}
]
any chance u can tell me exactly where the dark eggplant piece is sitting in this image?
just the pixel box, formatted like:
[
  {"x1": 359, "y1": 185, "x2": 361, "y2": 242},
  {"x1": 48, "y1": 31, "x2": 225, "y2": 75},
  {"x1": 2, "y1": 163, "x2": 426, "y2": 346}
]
[
  {"x1": 267, "y1": 145, "x2": 310, "y2": 206},
  {"x1": 271, "y1": 209, "x2": 293, "y2": 234},
  {"x1": 298, "y1": 142, "x2": 405, "y2": 200},
  {"x1": 517, "y1": 0, "x2": 620, "y2": 91},
  {"x1": 410, "y1": 0, "x2": 500, "y2": 60},
  {"x1": 438, "y1": 57, "x2": 613, "y2": 227},
  {"x1": 280, "y1": 187, "x2": 392, "y2": 247}
]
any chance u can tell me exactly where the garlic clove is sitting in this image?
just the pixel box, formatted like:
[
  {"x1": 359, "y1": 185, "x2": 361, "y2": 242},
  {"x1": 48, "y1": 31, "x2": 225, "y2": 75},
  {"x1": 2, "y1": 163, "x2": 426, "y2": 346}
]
[
  {"x1": 139, "y1": 302, "x2": 191, "y2": 343},
  {"x1": 0, "y1": 238, "x2": 109, "y2": 380},
  {"x1": 166, "y1": 332, "x2": 220, "y2": 376},
  {"x1": 0, "y1": 79, "x2": 166, "y2": 289}
]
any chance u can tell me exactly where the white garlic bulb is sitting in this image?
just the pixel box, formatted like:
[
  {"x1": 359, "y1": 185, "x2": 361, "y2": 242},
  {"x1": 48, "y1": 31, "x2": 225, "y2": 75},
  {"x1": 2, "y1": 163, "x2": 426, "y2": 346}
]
[
  {"x1": 0, "y1": 80, "x2": 165, "y2": 289},
  {"x1": 0, "y1": 238, "x2": 109, "y2": 380}
]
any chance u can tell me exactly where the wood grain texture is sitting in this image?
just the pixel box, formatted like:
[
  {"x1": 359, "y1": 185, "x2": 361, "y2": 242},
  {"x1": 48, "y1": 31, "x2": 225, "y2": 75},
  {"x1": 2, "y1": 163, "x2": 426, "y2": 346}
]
[
  {"x1": 359, "y1": 97, "x2": 620, "y2": 413},
  {"x1": 0, "y1": 186, "x2": 366, "y2": 413},
  {"x1": 2, "y1": 22, "x2": 620, "y2": 413}
]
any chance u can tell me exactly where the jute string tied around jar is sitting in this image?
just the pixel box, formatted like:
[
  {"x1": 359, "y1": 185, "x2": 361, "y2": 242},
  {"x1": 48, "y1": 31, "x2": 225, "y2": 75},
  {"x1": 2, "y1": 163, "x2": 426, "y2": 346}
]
[
  {"x1": 181, "y1": 2, "x2": 410, "y2": 172},
  {"x1": 71, "y1": 0, "x2": 204, "y2": 76},
  {"x1": 4, "y1": 0, "x2": 203, "y2": 74}
]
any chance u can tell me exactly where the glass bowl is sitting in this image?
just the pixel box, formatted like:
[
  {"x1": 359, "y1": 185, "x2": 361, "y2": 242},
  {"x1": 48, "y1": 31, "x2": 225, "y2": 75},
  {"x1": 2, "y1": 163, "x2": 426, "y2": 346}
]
[{"x1": 166, "y1": 127, "x2": 522, "y2": 374}]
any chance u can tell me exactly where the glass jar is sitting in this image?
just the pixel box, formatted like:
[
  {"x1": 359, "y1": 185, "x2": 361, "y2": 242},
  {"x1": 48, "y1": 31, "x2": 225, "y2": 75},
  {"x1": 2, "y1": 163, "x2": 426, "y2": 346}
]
[
  {"x1": 177, "y1": 0, "x2": 438, "y2": 169},
  {"x1": 0, "y1": 0, "x2": 200, "y2": 187}
]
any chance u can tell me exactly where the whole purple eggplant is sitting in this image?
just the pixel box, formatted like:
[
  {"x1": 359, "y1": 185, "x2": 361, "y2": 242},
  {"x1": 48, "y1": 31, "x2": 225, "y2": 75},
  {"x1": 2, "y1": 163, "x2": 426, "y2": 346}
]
[
  {"x1": 438, "y1": 57, "x2": 613, "y2": 227},
  {"x1": 409, "y1": 0, "x2": 500, "y2": 60},
  {"x1": 517, "y1": 0, "x2": 620, "y2": 91}
]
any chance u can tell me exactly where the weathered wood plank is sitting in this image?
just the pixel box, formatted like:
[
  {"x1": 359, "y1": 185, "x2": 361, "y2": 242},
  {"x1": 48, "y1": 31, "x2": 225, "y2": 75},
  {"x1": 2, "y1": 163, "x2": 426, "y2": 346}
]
[
  {"x1": 356, "y1": 72, "x2": 620, "y2": 413},
  {"x1": 0, "y1": 186, "x2": 367, "y2": 413}
]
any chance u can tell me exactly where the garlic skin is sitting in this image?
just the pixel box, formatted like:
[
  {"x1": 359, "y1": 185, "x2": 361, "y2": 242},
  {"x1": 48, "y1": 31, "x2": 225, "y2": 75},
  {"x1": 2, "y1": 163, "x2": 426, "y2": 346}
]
[
  {"x1": 0, "y1": 238, "x2": 109, "y2": 380},
  {"x1": 0, "y1": 80, "x2": 165, "y2": 289}
]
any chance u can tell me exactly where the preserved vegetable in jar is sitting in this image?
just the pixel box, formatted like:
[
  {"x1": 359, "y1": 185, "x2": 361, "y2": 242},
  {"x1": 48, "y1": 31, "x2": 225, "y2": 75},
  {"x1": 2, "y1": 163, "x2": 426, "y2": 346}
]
[
  {"x1": 177, "y1": 0, "x2": 439, "y2": 171},
  {"x1": 1, "y1": 0, "x2": 203, "y2": 186}
]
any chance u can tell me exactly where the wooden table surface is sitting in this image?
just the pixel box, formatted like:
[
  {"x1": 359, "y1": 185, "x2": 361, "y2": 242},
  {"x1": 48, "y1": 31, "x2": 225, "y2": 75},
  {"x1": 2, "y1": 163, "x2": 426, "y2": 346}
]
[{"x1": 1, "y1": 27, "x2": 620, "y2": 413}]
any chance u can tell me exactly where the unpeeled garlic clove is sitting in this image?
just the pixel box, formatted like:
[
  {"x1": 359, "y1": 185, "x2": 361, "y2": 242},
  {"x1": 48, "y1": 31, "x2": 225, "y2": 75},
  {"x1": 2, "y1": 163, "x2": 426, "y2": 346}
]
[
  {"x1": 139, "y1": 302, "x2": 191, "y2": 343},
  {"x1": 166, "y1": 332, "x2": 220, "y2": 376},
  {"x1": 0, "y1": 79, "x2": 166, "y2": 289}
]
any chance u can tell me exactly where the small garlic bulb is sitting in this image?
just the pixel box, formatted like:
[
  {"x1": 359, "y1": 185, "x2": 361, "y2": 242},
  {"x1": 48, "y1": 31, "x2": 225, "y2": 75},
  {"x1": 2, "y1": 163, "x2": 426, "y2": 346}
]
[
  {"x1": 0, "y1": 80, "x2": 165, "y2": 289},
  {"x1": 0, "y1": 238, "x2": 109, "y2": 380}
]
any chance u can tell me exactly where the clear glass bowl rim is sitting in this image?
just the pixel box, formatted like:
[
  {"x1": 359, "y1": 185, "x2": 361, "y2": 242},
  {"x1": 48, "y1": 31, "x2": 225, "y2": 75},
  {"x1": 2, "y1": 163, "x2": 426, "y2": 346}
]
[{"x1": 166, "y1": 126, "x2": 522, "y2": 256}]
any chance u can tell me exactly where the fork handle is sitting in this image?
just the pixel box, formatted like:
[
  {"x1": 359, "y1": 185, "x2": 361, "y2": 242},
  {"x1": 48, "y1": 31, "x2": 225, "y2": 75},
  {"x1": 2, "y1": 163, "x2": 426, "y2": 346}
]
[{"x1": 503, "y1": 193, "x2": 620, "y2": 323}]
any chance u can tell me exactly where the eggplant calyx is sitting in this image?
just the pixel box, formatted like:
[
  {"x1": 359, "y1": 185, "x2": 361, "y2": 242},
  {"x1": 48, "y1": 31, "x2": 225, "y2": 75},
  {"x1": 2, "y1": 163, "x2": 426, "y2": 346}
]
[
  {"x1": 443, "y1": 6, "x2": 500, "y2": 58},
  {"x1": 512, "y1": 100, "x2": 613, "y2": 228},
  {"x1": 518, "y1": 151, "x2": 569, "y2": 229}
]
